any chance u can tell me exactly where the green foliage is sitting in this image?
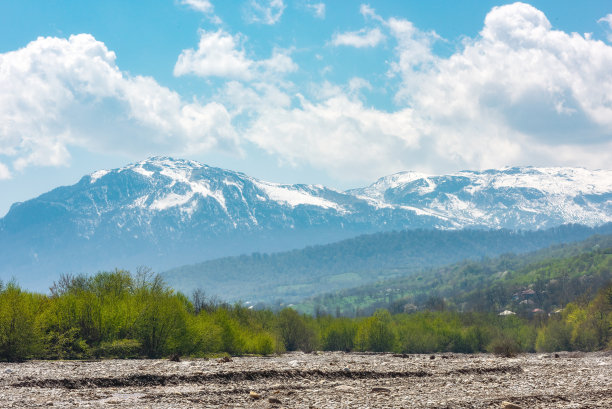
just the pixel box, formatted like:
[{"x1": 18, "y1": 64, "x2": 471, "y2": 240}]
[
  {"x1": 95, "y1": 339, "x2": 142, "y2": 359},
  {"x1": 164, "y1": 225, "x2": 612, "y2": 306},
  {"x1": 321, "y1": 318, "x2": 357, "y2": 351},
  {"x1": 535, "y1": 318, "x2": 572, "y2": 352},
  {"x1": 355, "y1": 309, "x2": 395, "y2": 352},
  {"x1": 487, "y1": 336, "x2": 520, "y2": 357},
  {"x1": 245, "y1": 332, "x2": 276, "y2": 355},
  {"x1": 300, "y1": 234, "x2": 612, "y2": 316},
  {"x1": 277, "y1": 308, "x2": 317, "y2": 352},
  {"x1": 2, "y1": 268, "x2": 611, "y2": 361},
  {"x1": 0, "y1": 284, "x2": 41, "y2": 361},
  {"x1": 41, "y1": 328, "x2": 90, "y2": 359}
]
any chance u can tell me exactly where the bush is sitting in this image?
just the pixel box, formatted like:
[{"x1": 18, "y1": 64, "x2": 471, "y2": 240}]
[
  {"x1": 487, "y1": 336, "x2": 520, "y2": 357},
  {"x1": 0, "y1": 285, "x2": 40, "y2": 361},
  {"x1": 322, "y1": 318, "x2": 356, "y2": 351},
  {"x1": 95, "y1": 339, "x2": 142, "y2": 359},
  {"x1": 355, "y1": 309, "x2": 395, "y2": 352},
  {"x1": 41, "y1": 328, "x2": 90, "y2": 359},
  {"x1": 277, "y1": 308, "x2": 317, "y2": 352},
  {"x1": 246, "y1": 332, "x2": 276, "y2": 355},
  {"x1": 536, "y1": 319, "x2": 572, "y2": 352}
]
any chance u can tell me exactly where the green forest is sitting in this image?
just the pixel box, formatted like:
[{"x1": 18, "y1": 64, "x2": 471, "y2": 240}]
[
  {"x1": 163, "y1": 223, "x2": 612, "y2": 305},
  {"x1": 300, "y1": 234, "x2": 612, "y2": 316},
  {"x1": 1, "y1": 265, "x2": 611, "y2": 362}
]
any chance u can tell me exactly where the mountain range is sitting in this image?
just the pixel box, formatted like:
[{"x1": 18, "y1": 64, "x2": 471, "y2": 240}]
[{"x1": 1, "y1": 156, "x2": 611, "y2": 291}]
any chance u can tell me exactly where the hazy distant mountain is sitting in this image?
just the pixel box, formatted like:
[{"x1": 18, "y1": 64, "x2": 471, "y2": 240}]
[
  {"x1": 162, "y1": 225, "x2": 612, "y2": 305},
  {"x1": 0, "y1": 157, "x2": 610, "y2": 291}
]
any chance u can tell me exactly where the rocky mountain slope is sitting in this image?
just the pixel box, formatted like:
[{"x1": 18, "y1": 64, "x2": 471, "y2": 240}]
[{"x1": 0, "y1": 157, "x2": 610, "y2": 291}]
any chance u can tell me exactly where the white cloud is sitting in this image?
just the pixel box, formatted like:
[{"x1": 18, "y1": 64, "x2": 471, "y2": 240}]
[
  {"x1": 0, "y1": 34, "x2": 238, "y2": 174},
  {"x1": 0, "y1": 162, "x2": 10, "y2": 179},
  {"x1": 179, "y1": 0, "x2": 222, "y2": 24},
  {"x1": 235, "y1": 2, "x2": 612, "y2": 178},
  {"x1": 174, "y1": 29, "x2": 297, "y2": 81},
  {"x1": 360, "y1": 4, "x2": 383, "y2": 23},
  {"x1": 174, "y1": 30, "x2": 253, "y2": 80},
  {"x1": 179, "y1": 0, "x2": 213, "y2": 13},
  {"x1": 401, "y1": 3, "x2": 612, "y2": 140},
  {"x1": 599, "y1": 14, "x2": 612, "y2": 42},
  {"x1": 307, "y1": 2, "x2": 325, "y2": 19},
  {"x1": 332, "y1": 28, "x2": 385, "y2": 48},
  {"x1": 600, "y1": 14, "x2": 612, "y2": 27},
  {"x1": 245, "y1": 0, "x2": 285, "y2": 25},
  {"x1": 348, "y1": 77, "x2": 372, "y2": 93},
  {"x1": 246, "y1": 93, "x2": 421, "y2": 180}
]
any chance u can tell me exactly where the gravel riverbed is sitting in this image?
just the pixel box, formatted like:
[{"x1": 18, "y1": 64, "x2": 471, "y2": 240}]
[{"x1": 1, "y1": 351, "x2": 611, "y2": 408}]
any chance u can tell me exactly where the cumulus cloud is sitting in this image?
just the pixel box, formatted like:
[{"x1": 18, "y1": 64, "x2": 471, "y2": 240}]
[
  {"x1": 178, "y1": 0, "x2": 222, "y2": 24},
  {"x1": 174, "y1": 29, "x2": 297, "y2": 81},
  {"x1": 4, "y1": 3, "x2": 612, "y2": 183},
  {"x1": 307, "y1": 2, "x2": 325, "y2": 19},
  {"x1": 174, "y1": 30, "x2": 253, "y2": 80},
  {"x1": 0, "y1": 34, "x2": 238, "y2": 174},
  {"x1": 402, "y1": 3, "x2": 612, "y2": 144},
  {"x1": 237, "y1": 3, "x2": 612, "y2": 178},
  {"x1": 246, "y1": 92, "x2": 421, "y2": 180},
  {"x1": 332, "y1": 28, "x2": 385, "y2": 48},
  {"x1": 0, "y1": 162, "x2": 10, "y2": 180},
  {"x1": 245, "y1": 0, "x2": 285, "y2": 25},
  {"x1": 599, "y1": 14, "x2": 612, "y2": 42}
]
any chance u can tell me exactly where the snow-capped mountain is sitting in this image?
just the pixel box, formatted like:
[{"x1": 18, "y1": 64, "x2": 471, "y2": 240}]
[
  {"x1": 0, "y1": 157, "x2": 610, "y2": 290},
  {"x1": 351, "y1": 167, "x2": 612, "y2": 229}
]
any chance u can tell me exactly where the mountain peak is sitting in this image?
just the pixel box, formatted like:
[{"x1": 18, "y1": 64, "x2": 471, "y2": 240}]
[{"x1": 2, "y1": 159, "x2": 611, "y2": 291}]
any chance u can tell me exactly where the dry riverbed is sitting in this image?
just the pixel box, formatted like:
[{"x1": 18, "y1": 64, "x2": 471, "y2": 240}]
[{"x1": 1, "y1": 351, "x2": 611, "y2": 408}]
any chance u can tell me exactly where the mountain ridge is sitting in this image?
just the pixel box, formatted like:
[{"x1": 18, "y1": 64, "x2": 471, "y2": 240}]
[{"x1": 1, "y1": 156, "x2": 611, "y2": 291}]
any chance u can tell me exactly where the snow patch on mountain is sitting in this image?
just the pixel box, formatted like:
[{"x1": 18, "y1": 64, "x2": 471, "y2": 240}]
[
  {"x1": 90, "y1": 169, "x2": 110, "y2": 183},
  {"x1": 252, "y1": 180, "x2": 345, "y2": 211}
]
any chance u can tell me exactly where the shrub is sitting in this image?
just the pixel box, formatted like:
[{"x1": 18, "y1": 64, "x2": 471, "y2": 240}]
[
  {"x1": 535, "y1": 319, "x2": 572, "y2": 352},
  {"x1": 322, "y1": 318, "x2": 357, "y2": 351},
  {"x1": 487, "y1": 336, "x2": 520, "y2": 357},
  {"x1": 277, "y1": 308, "x2": 318, "y2": 352},
  {"x1": 41, "y1": 328, "x2": 90, "y2": 359},
  {"x1": 0, "y1": 285, "x2": 40, "y2": 361},
  {"x1": 95, "y1": 339, "x2": 142, "y2": 359},
  {"x1": 355, "y1": 309, "x2": 395, "y2": 352},
  {"x1": 246, "y1": 332, "x2": 276, "y2": 355}
]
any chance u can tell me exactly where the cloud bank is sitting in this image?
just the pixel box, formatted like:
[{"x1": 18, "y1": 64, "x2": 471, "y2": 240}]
[
  {"x1": 0, "y1": 34, "x2": 238, "y2": 174},
  {"x1": 1, "y1": 2, "x2": 611, "y2": 182}
]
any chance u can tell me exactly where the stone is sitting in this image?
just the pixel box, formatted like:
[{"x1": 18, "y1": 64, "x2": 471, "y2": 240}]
[
  {"x1": 370, "y1": 387, "x2": 391, "y2": 393},
  {"x1": 501, "y1": 401, "x2": 523, "y2": 409},
  {"x1": 249, "y1": 391, "x2": 261, "y2": 400},
  {"x1": 269, "y1": 397, "x2": 282, "y2": 404}
]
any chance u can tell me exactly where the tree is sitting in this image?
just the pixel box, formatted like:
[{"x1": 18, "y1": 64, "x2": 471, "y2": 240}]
[{"x1": 355, "y1": 309, "x2": 395, "y2": 352}]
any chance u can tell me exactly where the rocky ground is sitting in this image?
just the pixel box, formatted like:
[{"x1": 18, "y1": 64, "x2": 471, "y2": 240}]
[{"x1": 1, "y1": 351, "x2": 611, "y2": 408}]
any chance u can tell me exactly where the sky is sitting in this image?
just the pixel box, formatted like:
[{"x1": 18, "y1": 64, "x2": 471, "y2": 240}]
[{"x1": 1, "y1": 1, "x2": 612, "y2": 217}]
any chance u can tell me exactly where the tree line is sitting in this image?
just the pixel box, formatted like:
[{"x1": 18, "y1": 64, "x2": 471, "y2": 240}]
[{"x1": 0, "y1": 269, "x2": 610, "y2": 361}]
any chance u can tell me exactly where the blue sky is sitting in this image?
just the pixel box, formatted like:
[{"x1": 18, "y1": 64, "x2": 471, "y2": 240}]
[{"x1": 1, "y1": 0, "x2": 611, "y2": 216}]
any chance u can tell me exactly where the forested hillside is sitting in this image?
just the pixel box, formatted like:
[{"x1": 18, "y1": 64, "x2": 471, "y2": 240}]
[
  {"x1": 163, "y1": 224, "x2": 612, "y2": 304},
  {"x1": 300, "y1": 234, "x2": 612, "y2": 316}
]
